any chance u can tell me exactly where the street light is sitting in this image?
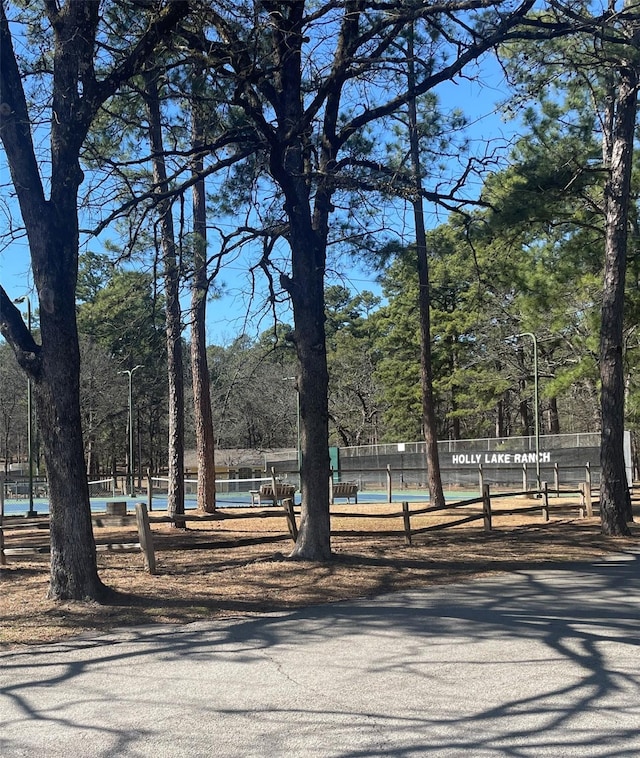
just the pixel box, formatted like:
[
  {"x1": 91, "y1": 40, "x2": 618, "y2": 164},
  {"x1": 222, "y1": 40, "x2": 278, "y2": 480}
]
[
  {"x1": 509, "y1": 332, "x2": 540, "y2": 493},
  {"x1": 118, "y1": 365, "x2": 143, "y2": 497},
  {"x1": 14, "y1": 296, "x2": 36, "y2": 518},
  {"x1": 284, "y1": 376, "x2": 301, "y2": 474}
]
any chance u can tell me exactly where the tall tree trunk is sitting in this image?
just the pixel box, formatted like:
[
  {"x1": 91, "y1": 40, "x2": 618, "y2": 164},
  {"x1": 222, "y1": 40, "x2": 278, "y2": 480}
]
[
  {"x1": 266, "y1": 0, "x2": 331, "y2": 560},
  {"x1": 496, "y1": 398, "x2": 506, "y2": 438},
  {"x1": 190, "y1": 63, "x2": 217, "y2": 513},
  {"x1": 36, "y1": 268, "x2": 106, "y2": 599},
  {"x1": 599, "y1": 63, "x2": 636, "y2": 535},
  {"x1": 284, "y1": 229, "x2": 331, "y2": 561},
  {"x1": 0, "y1": 3, "x2": 106, "y2": 600},
  {"x1": 450, "y1": 391, "x2": 461, "y2": 441},
  {"x1": 518, "y1": 377, "x2": 531, "y2": 436},
  {"x1": 407, "y1": 29, "x2": 446, "y2": 509},
  {"x1": 547, "y1": 397, "x2": 560, "y2": 434},
  {"x1": 0, "y1": 0, "x2": 189, "y2": 599},
  {"x1": 144, "y1": 72, "x2": 185, "y2": 524}
]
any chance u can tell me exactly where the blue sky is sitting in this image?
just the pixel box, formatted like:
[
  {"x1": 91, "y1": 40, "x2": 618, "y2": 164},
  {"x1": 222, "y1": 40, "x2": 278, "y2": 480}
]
[{"x1": 0, "y1": 55, "x2": 518, "y2": 346}]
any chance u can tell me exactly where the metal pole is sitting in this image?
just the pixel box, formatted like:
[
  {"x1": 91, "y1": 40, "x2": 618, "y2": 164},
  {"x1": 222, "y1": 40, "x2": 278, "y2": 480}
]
[
  {"x1": 295, "y1": 387, "x2": 301, "y2": 474},
  {"x1": 119, "y1": 365, "x2": 143, "y2": 498},
  {"x1": 128, "y1": 370, "x2": 134, "y2": 497},
  {"x1": 0, "y1": 472, "x2": 5, "y2": 565},
  {"x1": 26, "y1": 299, "x2": 35, "y2": 517},
  {"x1": 14, "y1": 296, "x2": 36, "y2": 517},
  {"x1": 517, "y1": 332, "x2": 540, "y2": 493},
  {"x1": 284, "y1": 376, "x2": 301, "y2": 475}
]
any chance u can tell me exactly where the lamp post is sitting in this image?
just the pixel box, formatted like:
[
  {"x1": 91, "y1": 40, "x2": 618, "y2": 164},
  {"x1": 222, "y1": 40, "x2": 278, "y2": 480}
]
[
  {"x1": 284, "y1": 376, "x2": 301, "y2": 474},
  {"x1": 14, "y1": 296, "x2": 36, "y2": 517},
  {"x1": 119, "y1": 365, "x2": 143, "y2": 497},
  {"x1": 511, "y1": 332, "x2": 540, "y2": 493}
]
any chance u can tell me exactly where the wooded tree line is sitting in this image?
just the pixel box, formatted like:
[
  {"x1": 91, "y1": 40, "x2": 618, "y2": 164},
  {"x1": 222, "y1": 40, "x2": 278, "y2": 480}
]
[
  {"x1": 0, "y1": 245, "x2": 611, "y2": 476},
  {"x1": 0, "y1": 0, "x2": 637, "y2": 600}
]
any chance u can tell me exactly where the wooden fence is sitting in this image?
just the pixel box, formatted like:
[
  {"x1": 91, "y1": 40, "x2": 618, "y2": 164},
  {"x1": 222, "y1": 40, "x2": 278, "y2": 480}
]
[
  {"x1": 328, "y1": 482, "x2": 596, "y2": 546},
  {"x1": 1, "y1": 479, "x2": 603, "y2": 573},
  {"x1": 340, "y1": 461, "x2": 597, "y2": 502}
]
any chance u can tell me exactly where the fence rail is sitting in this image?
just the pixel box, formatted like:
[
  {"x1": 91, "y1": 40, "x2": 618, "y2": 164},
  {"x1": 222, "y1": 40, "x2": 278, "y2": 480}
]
[{"x1": 1, "y1": 480, "x2": 605, "y2": 572}]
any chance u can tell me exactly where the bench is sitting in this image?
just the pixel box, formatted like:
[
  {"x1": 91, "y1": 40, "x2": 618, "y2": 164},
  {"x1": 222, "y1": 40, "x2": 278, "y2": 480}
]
[
  {"x1": 253, "y1": 483, "x2": 296, "y2": 506},
  {"x1": 331, "y1": 482, "x2": 358, "y2": 503}
]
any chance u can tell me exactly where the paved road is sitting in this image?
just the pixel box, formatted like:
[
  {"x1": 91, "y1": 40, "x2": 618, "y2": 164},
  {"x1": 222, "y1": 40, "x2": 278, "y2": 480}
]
[{"x1": 2, "y1": 550, "x2": 640, "y2": 757}]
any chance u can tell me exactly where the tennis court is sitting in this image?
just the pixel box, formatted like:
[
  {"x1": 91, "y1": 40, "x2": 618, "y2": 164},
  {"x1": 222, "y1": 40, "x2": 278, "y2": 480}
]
[{"x1": 1, "y1": 475, "x2": 481, "y2": 516}]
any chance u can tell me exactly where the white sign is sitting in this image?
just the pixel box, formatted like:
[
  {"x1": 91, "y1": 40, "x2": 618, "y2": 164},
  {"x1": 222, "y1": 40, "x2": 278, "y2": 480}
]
[{"x1": 451, "y1": 452, "x2": 551, "y2": 465}]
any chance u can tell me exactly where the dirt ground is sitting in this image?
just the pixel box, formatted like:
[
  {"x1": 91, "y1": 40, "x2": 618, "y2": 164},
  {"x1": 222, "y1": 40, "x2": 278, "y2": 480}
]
[{"x1": 1, "y1": 498, "x2": 638, "y2": 650}]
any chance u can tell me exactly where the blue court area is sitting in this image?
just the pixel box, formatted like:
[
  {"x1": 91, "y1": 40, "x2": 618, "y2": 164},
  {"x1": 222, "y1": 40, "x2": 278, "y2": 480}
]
[{"x1": 1, "y1": 487, "x2": 482, "y2": 517}]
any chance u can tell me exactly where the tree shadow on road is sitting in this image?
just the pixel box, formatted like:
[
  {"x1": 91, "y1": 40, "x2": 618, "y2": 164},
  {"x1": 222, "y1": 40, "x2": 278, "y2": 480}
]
[{"x1": 2, "y1": 549, "x2": 640, "y2": 756}]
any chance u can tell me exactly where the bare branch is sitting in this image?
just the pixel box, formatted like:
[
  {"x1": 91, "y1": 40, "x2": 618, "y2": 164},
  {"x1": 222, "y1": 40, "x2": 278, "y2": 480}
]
[{"x1": 0, "y1": 285, "x2": 41, "y2": 378}]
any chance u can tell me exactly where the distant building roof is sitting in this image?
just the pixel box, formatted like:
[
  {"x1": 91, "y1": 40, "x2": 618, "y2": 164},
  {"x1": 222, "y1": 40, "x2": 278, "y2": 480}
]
[{"x1": 184, "y1": 448, "x2": 296, "y2": 471}]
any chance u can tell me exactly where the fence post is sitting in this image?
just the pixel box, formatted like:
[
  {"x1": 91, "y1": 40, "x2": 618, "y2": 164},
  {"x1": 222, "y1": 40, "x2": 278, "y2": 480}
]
[
  {"x1": 585, "y1": 463, "x2": 593, "y2": 517},
  {"x1": 585, "y1": 482, "x2": 593, "y2": 518},
  {"x1": 541, "y1": 481, "x2": 549, "y2": 522},
  {"x1": 402, "y1": 501, "x2": 412, "y2": 546},
  {"x1": 386, "y1": 464, "x2": 392, "y2": 502},
  {"x1": 522, "y1": 463, "x2": 527, "y2": 493},
  {"x1": 270, "y1": 467, "x2": 279, "y2": 507},
  {"x1": 554, "y1": 463, "x2": 559, "y2": 497},
  {"x1": 0, "y1": 473, "x2": 5, "y2": 566},
  {"x1": 146, "y1": 468, "x2": 153, "y2": 512},
  {"x1": 587, "y1": 480, "x2": 594, "y2": 517},
  {"x1": 283, "y1": 498, "x2": 298, "y2": 542},
  {"x1": 578, "y1": 482, "x2": 586, "y2": 519},
  {"x1": 135, "y1": 502, "x2": 156, "y2": 575},
  {"x1": 329, "y1": 471, "x2": 334, "y2": 505},
  {"x1": 478, "y1": 464, "x2": 484, "y2": 496},
  {"x1": 482, "y1": 483, "x2": 492, "y2": 532}
]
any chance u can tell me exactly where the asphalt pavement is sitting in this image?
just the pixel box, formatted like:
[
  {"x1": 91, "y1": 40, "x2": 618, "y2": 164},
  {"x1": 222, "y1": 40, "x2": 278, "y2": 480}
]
[{"x1": 1, "y1": 549, "x2": 640, "y2": 757}]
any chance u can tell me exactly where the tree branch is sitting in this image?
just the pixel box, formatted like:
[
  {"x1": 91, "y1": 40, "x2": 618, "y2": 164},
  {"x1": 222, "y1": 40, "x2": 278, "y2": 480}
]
[
  {"x1": 0, "y1": 1, "x2": 48, "y2": 226},
  {"x1": 87, "y1": 140, "x2": 260, "y2": 237},
  {"x1": 0, "y1": 285, "x2": 42, "y2": 378},
  {"x1": 83, "y1": 1, "x2": 191, "y2": 121}
]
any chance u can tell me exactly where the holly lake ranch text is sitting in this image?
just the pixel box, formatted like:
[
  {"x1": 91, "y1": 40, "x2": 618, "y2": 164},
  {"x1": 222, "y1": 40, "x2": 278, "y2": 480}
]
[{"x1": 451, "y1": 452, "x2": 552, "y2": 465}]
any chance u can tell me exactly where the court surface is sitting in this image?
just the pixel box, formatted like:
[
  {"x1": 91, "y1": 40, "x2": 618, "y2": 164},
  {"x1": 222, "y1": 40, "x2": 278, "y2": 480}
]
[{"x1": 2, "y1": 488, "x2": 482, "y2": 516}]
